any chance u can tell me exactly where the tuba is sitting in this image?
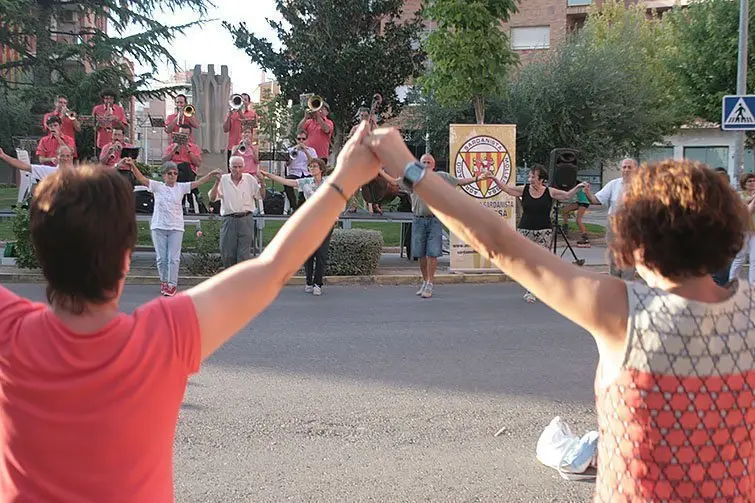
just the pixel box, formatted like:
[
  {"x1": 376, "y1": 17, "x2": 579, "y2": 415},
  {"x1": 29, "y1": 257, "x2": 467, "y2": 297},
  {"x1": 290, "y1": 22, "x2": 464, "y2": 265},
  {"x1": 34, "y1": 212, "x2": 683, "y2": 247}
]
[
  {"x1": 183, "y1": 105, "x2": 195, "y2": 117},
  {"x1": 229, "y1": 94, "x2": 244, "y2": 111}
]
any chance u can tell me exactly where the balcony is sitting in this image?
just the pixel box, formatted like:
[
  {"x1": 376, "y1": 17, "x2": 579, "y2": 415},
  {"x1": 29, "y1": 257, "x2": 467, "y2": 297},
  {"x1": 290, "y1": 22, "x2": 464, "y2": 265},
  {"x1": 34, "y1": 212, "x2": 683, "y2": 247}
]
[{"x1": 567, "y1": 0, "x2": 591, "y2": 15}]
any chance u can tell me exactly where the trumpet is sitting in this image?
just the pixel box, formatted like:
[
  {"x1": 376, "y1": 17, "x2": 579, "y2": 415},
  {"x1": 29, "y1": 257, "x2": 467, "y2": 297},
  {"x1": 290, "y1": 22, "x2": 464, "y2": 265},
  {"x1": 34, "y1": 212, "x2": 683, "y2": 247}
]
[
  {"x1": 183, "y1": 105, "x2": 195, "y2": 118},
  {"x1": 237, "y1": 141, "x2": 247, "y2": 154},
  {"x1": 65, "y1": 110, "x2": 77, "y2": 120},
  {"x1": 229, "y1": 94, "x2": 244, "y2": 111},
  {"x1": 288, "y1": 146, "x2": 299, "y2": 160},
  {"x1": 307, "y1": 95, "x2": 324, "y2": 115}
]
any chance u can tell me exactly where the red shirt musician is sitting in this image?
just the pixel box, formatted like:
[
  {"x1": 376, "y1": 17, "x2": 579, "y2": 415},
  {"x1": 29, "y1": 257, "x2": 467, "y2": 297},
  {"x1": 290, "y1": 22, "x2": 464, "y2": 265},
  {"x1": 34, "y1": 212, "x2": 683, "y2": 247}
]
[
  {"x1": 164, "y1": 93, "x2": 200, "y2": 142},
  {"x1": 163, "y1": 124, "x2": 202, "y2": 178},
  {"x1": 223, "y1": 92, "x2": 258, "y2": 163},
  {"x1": 99, "y1": 126, "x2": 134, "y2": 169},
  {"x1": 92, "y1": 89, "x2": 128, "y2": 151},
  {"x1": 297, "y1": 101, "x2": 334, "y2": 162},
  {"x1": 36, "y1": 116, "x2": 77, "y2": 166},
  {"x1": 42, "y1": 94, "x2": 81, "y2": 141}
]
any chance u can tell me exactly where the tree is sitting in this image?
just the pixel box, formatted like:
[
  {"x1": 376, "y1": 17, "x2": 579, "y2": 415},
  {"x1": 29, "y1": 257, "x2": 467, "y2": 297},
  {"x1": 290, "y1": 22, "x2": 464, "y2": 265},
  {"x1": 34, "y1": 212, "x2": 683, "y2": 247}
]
[
  {"x1": 224, "y1": 0, "x2": 425, "y2": 151},
  {"x1": 496, "y1": 0, "x2": 688, "y2": 166},
  {"x1": 661, "y1": 0, "x2": 755, "y2": 124},
  {"x1": 420, "y1": 0, "x2": 520, "y2": 124},
  {"x1": 0, "y1": 0, "x2": 209, "y2": 112}
]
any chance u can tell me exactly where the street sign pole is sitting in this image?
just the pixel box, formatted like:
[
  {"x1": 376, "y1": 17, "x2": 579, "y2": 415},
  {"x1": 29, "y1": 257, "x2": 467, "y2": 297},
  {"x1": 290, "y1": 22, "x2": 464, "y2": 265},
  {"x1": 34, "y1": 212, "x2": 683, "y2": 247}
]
[{"x1": 733, "y1": 0, "x2": 749, "y2": 181}]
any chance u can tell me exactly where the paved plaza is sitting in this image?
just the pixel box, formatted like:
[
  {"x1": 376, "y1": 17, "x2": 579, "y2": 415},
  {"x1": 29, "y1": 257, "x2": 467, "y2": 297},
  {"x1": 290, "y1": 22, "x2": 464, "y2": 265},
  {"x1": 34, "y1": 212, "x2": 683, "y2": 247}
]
[{"x1": 5, "y1": 283, "x2": 599, "y2": 502}]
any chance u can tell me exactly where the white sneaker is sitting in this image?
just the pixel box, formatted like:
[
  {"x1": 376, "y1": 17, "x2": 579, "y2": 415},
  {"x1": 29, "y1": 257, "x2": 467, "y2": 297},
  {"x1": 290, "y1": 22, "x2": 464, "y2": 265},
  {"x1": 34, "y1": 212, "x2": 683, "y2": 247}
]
[
  {"x1": 523, "y1": 292, "x2": 536, "y2": 303},
  {"x1": 304, "y1": 285, "x2": 314, "y2": 293},
  {"x1": 313, "y1": 285, "x2": 322, "y2": 296},
  {"x1": 421, "y1": 282, "x2": 433, "y2": 298},
  {"x1": 416, "y1": 281, "x2": 427, "y2": 296}
]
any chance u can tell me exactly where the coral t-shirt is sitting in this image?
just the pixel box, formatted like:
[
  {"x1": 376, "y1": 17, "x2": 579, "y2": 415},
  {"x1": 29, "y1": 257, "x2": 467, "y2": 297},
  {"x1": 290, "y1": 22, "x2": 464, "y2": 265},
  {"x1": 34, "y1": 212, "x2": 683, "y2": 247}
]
[{"x1": 0, "y1": 286, "x2": 201, "y2": 502}]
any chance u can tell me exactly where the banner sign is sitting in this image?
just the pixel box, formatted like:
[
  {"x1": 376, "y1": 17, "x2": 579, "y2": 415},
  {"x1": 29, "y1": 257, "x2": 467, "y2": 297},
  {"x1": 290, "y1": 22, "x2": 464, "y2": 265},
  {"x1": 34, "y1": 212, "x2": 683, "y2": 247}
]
[{"x1": 449, "y1": 124, "x2": 517, "y2": 272}]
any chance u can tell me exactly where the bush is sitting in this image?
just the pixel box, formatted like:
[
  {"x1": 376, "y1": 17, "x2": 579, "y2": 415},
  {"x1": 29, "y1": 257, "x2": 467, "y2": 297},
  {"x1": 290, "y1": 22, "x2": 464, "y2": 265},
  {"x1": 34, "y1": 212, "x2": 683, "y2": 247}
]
[
  {"x1": 11, "y1": 204, "x2": 39, "y2": 269},
  {"x1": 326, "y1": 229, "x2": 383, "y2": 276},
  {"x1": 186, "y1": 218, "x2": 222, "y2": 276}
]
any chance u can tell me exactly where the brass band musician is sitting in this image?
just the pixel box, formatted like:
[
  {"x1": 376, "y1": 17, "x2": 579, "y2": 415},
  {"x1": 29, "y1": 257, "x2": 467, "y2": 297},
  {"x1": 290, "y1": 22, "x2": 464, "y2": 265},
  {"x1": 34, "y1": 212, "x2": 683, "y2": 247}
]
[
  {"x1": 43, "y1": 95, "x2": 81, "y2": 141},
  {"x1": 92, "y1": 89, "x2": 128, "y2": 156},
  {"x1": 284, "y1": 131, "x2": 318, "y2": 213},
  {"x1": 223, "y1": 92, "x2": 258, "y2": 165},
  {"x1": 164, "y1": 94, "x2": 200, "y2": 141}
]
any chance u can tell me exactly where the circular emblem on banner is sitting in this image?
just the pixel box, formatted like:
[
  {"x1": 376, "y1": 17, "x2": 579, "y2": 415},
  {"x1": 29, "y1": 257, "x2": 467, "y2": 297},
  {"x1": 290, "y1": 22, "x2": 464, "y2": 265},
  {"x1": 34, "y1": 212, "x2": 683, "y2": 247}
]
[{"x1": 454, "y1": 135, "x2": 513, "y2": 199}]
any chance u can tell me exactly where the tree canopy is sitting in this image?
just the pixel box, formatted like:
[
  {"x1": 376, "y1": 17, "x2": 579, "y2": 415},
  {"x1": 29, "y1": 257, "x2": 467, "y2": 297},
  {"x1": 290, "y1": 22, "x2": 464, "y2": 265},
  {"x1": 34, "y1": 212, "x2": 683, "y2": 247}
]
[
  {"x1": 661, "y1": 0, "x2": 755, "y2": 124},
  {"x1": 224, "y1": 0, "x2": 425, "y2": 148},
  {"x1": 420, "y1": 0, "x2": 520, "y2": 124},
  {"x1": 1, "y1": 0, "x2": 210, "y2": 111}
]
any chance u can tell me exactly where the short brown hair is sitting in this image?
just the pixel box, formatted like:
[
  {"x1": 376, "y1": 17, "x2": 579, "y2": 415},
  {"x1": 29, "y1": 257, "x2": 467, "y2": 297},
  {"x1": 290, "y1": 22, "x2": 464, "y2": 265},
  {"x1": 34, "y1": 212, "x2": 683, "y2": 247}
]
[
  {"x1": 309, "y1": 158, "x2": 327, "y2": 172},
  {"x1": 31, "y1": 166, "x2": 137, "y2": 313},
  {"x1": 611, "y1": 160, "x2": 747, "y2": 278},
  {"x1": 740, "y1": 173, "x2": 755, "y2": 190}
]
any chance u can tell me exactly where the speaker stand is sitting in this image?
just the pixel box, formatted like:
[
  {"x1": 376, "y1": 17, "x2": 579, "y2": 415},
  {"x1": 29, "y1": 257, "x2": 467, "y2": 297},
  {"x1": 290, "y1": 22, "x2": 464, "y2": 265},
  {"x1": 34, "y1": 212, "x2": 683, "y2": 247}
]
[{"x1": 552, "y1": 200, "x2": 585, "y2": 266}]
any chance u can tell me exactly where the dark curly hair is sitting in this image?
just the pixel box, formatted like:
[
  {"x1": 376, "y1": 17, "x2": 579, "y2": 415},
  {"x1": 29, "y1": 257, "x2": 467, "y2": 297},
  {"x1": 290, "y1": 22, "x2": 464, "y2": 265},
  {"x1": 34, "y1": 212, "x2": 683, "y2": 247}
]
[{"x1": 610, "y1": 160, "x2": 748, "y2": 278}]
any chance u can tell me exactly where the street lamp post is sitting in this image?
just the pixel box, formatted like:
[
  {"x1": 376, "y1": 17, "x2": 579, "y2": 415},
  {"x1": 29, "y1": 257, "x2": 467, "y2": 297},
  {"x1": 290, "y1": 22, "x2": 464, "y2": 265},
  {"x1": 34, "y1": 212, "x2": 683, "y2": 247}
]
[{"x1": 732, "y1": 0, "x2": 749, "y2": 181}]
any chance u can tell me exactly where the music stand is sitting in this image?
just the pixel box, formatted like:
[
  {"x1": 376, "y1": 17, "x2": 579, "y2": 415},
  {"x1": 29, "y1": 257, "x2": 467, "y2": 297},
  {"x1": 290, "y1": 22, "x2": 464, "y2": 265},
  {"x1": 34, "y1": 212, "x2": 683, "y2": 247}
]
[{"x1": 148, "y1": 114, "x2": 165, "y2": 128}]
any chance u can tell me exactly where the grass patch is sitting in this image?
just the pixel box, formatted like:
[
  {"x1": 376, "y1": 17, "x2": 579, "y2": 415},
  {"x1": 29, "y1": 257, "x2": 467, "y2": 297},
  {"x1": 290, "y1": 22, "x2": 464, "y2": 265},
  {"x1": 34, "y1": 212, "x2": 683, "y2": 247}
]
[{"x1": 0, "y1": 186, "x2": 17, "y2": 210}]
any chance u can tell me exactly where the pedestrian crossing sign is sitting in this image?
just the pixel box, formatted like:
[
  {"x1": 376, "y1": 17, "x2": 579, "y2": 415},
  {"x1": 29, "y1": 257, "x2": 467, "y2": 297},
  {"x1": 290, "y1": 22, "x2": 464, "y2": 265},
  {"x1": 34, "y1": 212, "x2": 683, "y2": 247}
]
[{"x1": 722, "y1": 95, "x2": 755, "y2": 130}]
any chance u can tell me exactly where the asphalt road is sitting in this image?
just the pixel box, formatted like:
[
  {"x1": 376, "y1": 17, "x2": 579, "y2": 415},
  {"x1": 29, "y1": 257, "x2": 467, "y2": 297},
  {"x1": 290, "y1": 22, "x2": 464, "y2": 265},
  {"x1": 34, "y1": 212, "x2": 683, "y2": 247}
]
[{"x1": 6, "y1": 283, "x2": 599, "y2": 503}]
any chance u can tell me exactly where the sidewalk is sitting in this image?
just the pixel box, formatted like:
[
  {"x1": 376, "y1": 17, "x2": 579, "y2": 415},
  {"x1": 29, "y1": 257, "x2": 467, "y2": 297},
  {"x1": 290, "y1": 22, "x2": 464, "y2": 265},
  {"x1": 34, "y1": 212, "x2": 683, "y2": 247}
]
[{"x1": 0, "y1": 244, "x2": 610, "y2": 285}]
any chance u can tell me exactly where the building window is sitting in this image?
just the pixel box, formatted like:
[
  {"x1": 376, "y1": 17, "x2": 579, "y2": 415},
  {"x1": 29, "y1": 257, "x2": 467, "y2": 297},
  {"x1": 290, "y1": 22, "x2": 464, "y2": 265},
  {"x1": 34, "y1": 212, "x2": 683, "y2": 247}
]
[
  {"x1": 511, "y1": 26, "x2": 550, "y2": 50},
  {"x1": 640, "y1": 147, "x2": 674, "y2": 164},
  {"x1": 683, "y1": 146, "x2": 729, "y2": 170}
]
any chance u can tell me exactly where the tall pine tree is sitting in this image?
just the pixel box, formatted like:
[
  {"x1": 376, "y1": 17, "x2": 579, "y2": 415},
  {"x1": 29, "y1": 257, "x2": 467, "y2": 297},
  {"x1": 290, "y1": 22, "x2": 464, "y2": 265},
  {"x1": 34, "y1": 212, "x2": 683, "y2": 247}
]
[{"x1": 0, "y1": 0, "x2": 210, "y2": 112}]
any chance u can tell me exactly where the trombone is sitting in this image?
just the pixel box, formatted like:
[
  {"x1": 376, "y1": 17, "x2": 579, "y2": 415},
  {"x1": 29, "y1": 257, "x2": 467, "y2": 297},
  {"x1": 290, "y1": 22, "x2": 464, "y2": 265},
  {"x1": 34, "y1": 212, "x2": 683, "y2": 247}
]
[{"x1": 229, "y1": 94, "x2": 244, "y2": 111}]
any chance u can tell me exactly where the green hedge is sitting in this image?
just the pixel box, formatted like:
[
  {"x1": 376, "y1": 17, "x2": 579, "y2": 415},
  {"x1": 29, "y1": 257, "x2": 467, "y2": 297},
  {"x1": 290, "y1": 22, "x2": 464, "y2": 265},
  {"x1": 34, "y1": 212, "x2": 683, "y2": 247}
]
[
  {"x1": 185, "y1": 218, "x2": 222, "y2": 276},
  {"x1": 326, "y1": 228, "x2": 383, "y2": 276},
  {"x1": 11, "y1": 205, "x2": 39, "y2": 269}
]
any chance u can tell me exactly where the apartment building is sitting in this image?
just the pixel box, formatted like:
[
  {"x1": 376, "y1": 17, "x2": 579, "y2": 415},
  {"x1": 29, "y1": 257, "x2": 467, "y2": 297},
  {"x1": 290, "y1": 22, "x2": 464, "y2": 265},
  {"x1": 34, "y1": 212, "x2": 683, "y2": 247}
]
[{"x1": 400, "y1": 0, "x2": 747, "y2": 180}]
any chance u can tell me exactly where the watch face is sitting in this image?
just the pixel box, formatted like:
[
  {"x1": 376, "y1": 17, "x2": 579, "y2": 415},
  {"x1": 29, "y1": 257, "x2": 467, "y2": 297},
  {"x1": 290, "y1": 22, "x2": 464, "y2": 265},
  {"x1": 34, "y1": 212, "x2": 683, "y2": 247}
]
[{"x1": 405, "y1": 163, "x2": 424, "y2": 183}]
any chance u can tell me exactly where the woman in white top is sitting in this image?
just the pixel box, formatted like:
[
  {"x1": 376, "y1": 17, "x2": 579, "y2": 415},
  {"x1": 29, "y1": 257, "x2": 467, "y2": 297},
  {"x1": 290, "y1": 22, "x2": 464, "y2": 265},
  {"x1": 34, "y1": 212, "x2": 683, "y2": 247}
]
[
  {"x1": 131, "y1": 161, "x2": 219, "y2": 296},
  {"x1": 260, "y1": 159, "x2": 334, "y2": 295}
]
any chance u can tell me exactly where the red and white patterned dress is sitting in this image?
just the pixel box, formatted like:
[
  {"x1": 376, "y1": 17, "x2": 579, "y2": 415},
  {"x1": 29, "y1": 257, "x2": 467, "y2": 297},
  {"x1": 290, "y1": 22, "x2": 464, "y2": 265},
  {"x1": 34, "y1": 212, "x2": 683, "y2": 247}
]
[{"x1": 595, "y1": 280, "x2": 755, "y2": 502}]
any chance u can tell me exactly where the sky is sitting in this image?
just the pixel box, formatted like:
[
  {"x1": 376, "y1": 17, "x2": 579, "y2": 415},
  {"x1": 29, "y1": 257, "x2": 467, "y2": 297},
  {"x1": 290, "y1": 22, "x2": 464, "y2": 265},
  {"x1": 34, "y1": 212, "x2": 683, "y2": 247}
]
[{"x1": 121, "y1": 0, "x2": 282, "y2": 98}]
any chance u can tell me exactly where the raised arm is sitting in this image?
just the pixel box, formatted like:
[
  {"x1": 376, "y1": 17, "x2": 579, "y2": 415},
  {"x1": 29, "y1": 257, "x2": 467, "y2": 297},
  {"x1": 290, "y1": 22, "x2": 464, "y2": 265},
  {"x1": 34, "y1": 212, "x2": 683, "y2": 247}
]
[
  {"x1": 260, "y1": 170, "x2": 299, "y2": 188},
  {"x1": 365, "y1": 129, "x2": 629, "y2": 350},
  {"x1": 187, "y1": 121, "x2": 380, "y2": 361},
  {"x1": 549, "y1": 182, "x2": 586, "y2": 202},
  {"x1": 488, "y1": 176, "x2": 525, "y2": 197},
  {"x1": 190, "y1": 169, "x2": 219, "y2": 190},
  {"x1": 130, "y1": 162, "x2": 150, "y2": 187},
  {"x1": 0, "y1": 148, "x2": 31, "y2": 172},
  {"x1": 456, "y1": 174, "x2": 480, "y2": 186}
]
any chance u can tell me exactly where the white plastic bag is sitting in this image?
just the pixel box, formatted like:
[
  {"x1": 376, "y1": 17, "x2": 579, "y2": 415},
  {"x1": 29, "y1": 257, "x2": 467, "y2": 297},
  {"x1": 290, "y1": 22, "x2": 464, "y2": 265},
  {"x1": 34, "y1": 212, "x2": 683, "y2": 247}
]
[{"x1": 536, "y1": 416, "x2": 597, "y2": 481}]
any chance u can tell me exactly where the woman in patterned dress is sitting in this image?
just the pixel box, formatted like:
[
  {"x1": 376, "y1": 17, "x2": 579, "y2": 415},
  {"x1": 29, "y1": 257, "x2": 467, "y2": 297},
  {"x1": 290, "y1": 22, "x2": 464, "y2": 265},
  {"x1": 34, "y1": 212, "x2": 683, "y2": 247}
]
[
  {"x1": 488, "y1": 165, "x2": 586, "y2": 302},
  {"x1": 365, "y1": 127, "x2": 753, "y2": 502}
]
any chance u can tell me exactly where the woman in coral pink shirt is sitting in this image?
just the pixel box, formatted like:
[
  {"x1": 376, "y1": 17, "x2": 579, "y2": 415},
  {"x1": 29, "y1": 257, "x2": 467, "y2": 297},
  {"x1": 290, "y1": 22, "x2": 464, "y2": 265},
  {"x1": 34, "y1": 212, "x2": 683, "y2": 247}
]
[{"x1": 0, "y1": 122, "x2": 379, "y2": 502}]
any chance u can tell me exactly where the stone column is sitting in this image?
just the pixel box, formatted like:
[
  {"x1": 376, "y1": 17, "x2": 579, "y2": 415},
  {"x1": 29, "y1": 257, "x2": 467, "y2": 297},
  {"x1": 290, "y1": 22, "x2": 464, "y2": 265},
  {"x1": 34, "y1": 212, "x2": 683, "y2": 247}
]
[{"x1": 191, "y1": 64, "x2": 232, "y2": 154}]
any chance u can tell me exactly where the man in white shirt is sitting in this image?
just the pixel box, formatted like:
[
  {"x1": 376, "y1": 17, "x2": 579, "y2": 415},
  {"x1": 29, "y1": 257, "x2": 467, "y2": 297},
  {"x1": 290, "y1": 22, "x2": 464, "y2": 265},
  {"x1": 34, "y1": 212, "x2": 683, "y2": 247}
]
[
  {"x1": 0, "y1": 145, "x2": 75, "y2": 182},
  {"x1": 208, "y1": 156, "x2": 264, "y2": 268},
  {"x1": 284, "y1": 131, "x2": 317, "y2": 213},
  {"x1": 584, "y1": 158, "x2": 637, "y2": 279}
]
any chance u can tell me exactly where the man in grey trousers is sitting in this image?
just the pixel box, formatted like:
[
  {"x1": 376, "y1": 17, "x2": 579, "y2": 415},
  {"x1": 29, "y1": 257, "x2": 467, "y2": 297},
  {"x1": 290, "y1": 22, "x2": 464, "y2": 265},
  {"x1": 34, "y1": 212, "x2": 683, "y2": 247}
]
[{"x1": 208, "y1": 155, "x2": 264, "y2": 268}]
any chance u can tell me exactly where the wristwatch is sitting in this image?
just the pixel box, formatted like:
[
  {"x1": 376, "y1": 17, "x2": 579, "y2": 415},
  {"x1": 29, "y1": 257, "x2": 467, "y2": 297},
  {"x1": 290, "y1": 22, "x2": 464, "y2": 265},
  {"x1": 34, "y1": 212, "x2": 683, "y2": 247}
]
[{"x1": 400, "y1": 160, "x2": 426, "y2": 193}]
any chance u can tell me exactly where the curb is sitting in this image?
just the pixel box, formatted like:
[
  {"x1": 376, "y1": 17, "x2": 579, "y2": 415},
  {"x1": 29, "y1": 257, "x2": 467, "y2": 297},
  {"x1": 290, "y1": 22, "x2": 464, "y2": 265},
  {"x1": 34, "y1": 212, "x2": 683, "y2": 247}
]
[{"x1": 0, "y1": 266, "x2": 610, "y2": 286}]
